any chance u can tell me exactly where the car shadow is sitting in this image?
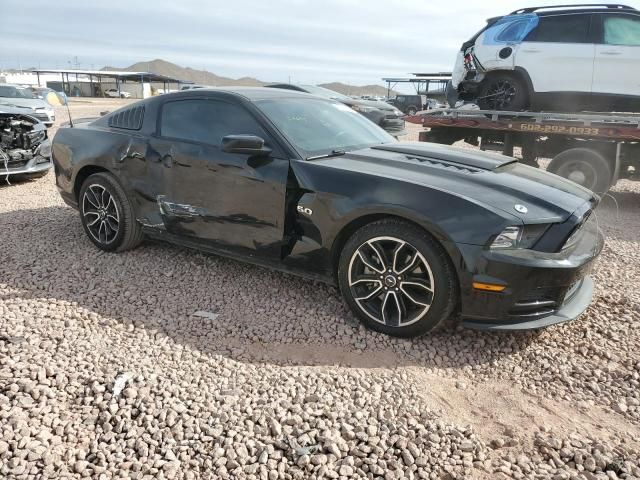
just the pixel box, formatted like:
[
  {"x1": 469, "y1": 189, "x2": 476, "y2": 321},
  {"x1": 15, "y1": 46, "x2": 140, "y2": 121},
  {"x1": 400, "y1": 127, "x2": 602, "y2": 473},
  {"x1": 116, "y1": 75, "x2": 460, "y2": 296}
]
[{"x1": 0, "y1": 205, "x2": 568, "y2": 372}]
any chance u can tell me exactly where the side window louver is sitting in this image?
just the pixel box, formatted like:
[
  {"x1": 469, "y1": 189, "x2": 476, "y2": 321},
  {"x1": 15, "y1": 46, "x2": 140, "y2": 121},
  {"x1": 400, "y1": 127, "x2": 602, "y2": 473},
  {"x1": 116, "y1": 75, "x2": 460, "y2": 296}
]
[{"x1": 108, "y1": 106, "x2": 145, "y2": 130}]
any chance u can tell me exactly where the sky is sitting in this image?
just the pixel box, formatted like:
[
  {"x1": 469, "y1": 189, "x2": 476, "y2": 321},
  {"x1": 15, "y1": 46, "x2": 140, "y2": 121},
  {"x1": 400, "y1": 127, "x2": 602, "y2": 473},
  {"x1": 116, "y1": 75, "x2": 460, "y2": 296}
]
[{"x1": 3, "y1": 0, "x2": 640, "y2": 88}]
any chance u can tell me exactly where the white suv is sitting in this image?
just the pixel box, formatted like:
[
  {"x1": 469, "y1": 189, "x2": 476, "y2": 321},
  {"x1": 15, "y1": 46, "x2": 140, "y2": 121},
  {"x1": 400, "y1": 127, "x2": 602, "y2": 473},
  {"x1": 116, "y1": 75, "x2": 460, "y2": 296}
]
[{"x1": 448, "y1": 4, "x2": 640, "y2": 112}]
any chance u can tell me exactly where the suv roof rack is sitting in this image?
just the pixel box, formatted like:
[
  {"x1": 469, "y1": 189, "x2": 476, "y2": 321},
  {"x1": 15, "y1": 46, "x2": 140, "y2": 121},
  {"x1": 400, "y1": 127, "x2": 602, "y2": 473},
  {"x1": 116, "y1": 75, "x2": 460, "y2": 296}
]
[{"x1": 510, "y1": 4, "x2": 635, "y2": 14}]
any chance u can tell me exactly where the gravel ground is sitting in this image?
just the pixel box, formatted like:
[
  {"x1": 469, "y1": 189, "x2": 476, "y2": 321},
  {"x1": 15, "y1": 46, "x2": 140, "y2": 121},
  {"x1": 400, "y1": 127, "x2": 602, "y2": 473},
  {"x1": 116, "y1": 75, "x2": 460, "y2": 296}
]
[{"x1": 1, "y1": 99, "x2": 639, "y2": 479}]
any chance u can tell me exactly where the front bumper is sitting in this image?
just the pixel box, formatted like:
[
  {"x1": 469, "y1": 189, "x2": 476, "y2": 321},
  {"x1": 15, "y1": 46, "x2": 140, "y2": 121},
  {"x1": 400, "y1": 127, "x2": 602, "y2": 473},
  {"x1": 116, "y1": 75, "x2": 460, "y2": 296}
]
[
  {"x1": 457, "y1": 220, "x2": 604, "y2": 331},
  {"x1": 463, "y1": 276, "x2": 594, "y2": 330},
  {"x1": 2, "y1": 154, "x2": 52, "y2": 176}
]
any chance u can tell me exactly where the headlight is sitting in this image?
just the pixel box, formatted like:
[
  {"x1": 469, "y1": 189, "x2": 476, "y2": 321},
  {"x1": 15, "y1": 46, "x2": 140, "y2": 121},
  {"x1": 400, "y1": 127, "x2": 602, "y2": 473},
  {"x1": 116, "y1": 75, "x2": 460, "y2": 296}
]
[
  {"x1": 351, "y1": 105, "x2": 378, "y2": 113},
  {"x1": 393, "y1": 108, "x2": 404, "y2": 116},
  {"x1": 491, "y1": 226, "x2": 522, "y2": 249},
  {"x1": 490, "y1": 224, "x2": 549, "y2": 250}
]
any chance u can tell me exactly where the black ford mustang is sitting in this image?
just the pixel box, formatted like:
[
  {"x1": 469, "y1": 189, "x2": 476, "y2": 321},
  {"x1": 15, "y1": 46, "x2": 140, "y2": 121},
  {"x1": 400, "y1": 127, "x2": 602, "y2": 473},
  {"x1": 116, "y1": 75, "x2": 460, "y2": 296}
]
[{"x1": 52, "y1": 87, "x2": 604, "y2": 337}]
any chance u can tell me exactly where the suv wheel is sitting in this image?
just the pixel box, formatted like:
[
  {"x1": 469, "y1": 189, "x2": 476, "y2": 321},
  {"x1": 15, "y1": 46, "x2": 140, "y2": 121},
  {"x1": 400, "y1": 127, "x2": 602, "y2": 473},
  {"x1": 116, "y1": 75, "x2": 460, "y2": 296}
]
[
  {"x1": 407, "y1": 106, "x2": 417, "y2": 115},
  {"x1": 79, "y1": 172, "x2": 144, "y2": 252},
  {"x1": 478, "y1": 73, "x2": 528, "y2": 111},
  {"x1": 338, "y1": 219, "x2": 458, "y2": 338}
]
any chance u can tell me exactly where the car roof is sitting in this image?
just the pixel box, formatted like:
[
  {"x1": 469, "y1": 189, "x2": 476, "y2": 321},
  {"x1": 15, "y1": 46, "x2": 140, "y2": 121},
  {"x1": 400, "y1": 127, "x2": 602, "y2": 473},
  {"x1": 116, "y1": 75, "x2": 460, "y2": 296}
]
[
  {"x1": 169, "y1": 86, "x2": 321, "y2": 101},
  {"x1": 510, "y1": 4, "x2": 637, "y2": 15}
]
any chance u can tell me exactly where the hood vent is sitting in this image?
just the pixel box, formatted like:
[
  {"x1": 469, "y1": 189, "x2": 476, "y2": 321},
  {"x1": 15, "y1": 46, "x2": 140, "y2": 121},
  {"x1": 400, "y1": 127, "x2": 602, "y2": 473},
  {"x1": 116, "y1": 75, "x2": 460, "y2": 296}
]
[
  {"x1": 372, "y1": 143, "x2": 516, "y2": 170},
  {"x1": 406, "y1": 155, "x2": 482, "y2": 174},
  {"x1": 108, "y1": 106, "x2": 144, "y2": 130}
]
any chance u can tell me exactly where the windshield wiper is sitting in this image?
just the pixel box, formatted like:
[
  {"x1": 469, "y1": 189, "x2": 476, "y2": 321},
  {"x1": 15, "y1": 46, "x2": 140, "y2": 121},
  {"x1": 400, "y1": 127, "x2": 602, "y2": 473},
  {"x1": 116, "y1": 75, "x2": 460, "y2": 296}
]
[{"x1": 306, "y1": 150, "x2": 346, "y2": 161}]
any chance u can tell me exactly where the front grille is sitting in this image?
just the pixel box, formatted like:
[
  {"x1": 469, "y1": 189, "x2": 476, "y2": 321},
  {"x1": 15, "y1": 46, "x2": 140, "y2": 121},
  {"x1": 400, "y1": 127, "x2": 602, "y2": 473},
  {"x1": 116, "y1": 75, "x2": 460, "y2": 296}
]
[
  {"x1": 32, "y1": 113, "x2": 49, "y2": 121},
  {"x1": 6, "y1": 158, "x2": 29, "y2": 169}
]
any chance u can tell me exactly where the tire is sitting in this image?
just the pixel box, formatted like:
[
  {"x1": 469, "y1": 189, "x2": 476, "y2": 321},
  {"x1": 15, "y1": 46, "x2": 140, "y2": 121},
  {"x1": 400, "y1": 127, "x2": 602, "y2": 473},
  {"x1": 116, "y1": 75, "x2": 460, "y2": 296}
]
[
  {"x1": 407, "y1": 106, "x2": 417, "y2": 115},
  {"x1": 78, "y1": 172, "x2": 144, "y2": 252},
  {"x1": 547, "y1": 148, "x2": 612, "y2": 195},
  {"x1": 337, "y1": 219, "x2": 458, "y2": 338},
  {"x1": 478, "y1": 73, "x2": 528, "y2": 111}
]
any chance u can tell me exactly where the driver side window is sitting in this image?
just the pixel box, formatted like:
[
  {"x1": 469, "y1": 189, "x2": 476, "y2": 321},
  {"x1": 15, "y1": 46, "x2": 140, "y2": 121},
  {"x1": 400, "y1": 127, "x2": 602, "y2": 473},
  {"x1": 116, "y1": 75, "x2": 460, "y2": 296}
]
[
  {"x1": 603, "y1": 14, "x2": 640, "y2": 46},
  {"x1": 160, "y1": 99, "x2": 271, "y2": 147}
]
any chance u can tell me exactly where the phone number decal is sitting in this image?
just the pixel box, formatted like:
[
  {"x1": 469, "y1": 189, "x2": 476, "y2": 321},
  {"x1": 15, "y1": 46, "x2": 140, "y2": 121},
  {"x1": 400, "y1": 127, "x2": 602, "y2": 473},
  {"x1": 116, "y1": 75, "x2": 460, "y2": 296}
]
[{"x1": 517, "y1": 123, "x2": 600, "y2": 135}]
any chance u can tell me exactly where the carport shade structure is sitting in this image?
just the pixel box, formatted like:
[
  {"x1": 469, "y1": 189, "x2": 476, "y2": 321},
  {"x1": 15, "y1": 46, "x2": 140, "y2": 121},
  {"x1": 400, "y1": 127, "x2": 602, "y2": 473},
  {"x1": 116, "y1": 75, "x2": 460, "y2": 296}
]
[
  {"x1": 32, "y1": 69, "x2": 192, "y2": 98},
  {"x1": 382, "y1": 73, "x2": 452, "y2": 101}
]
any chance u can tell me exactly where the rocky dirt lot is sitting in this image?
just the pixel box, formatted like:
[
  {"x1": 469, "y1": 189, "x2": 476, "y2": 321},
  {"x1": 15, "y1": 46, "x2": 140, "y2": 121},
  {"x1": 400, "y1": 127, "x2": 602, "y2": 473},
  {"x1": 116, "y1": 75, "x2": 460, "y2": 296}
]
[{"x1": 1, "y1": 99, "x2": 639, "y2": 479}]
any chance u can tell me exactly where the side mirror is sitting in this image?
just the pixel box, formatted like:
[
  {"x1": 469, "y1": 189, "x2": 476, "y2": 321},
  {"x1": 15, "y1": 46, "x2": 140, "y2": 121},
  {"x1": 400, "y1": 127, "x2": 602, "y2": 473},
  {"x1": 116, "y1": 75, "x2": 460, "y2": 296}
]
[{"x1": 221, "y1": 135, "x2": 271, "y2": 155}]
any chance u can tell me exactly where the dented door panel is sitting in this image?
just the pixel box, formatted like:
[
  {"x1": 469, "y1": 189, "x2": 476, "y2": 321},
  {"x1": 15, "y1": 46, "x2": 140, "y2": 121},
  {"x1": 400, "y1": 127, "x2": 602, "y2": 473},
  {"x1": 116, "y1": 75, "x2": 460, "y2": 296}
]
[{"x1": 146, "y1": 136, "x2": 289, "y2": 257}]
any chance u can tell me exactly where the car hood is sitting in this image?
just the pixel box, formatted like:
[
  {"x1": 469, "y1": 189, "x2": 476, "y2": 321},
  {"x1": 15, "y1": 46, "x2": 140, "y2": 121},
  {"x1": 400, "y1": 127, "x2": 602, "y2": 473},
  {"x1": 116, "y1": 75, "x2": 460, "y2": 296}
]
[
  {"x1": 312, "y1": 142, "x2": 596, "y2": 223},
  {"x1": 0, "y1": 98, "x2": 50, "y2": 110},
  {"x1": 341, "y1": 98, "x2": 398, "y2": 112}
]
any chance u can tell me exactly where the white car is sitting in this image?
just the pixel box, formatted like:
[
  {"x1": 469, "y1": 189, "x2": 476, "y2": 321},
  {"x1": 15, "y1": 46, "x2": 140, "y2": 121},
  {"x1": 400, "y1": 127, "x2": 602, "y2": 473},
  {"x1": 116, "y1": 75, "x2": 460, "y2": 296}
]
[
  {"x1": 448, "y1": 4, "x2": 640, "y2": 112},
  {"x1": 104, "y1": 89, "x2": 131, "y2": 98},
  {"x1": 0, "y1": 84, "x2": 55, "y2": 127}
]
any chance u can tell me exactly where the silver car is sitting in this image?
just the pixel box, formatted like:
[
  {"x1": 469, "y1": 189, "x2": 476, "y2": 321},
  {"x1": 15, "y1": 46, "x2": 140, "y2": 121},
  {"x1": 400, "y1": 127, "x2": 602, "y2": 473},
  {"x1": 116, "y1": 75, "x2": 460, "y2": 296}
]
[{"x1": 0, "y1": 84, "x2": 55, "y2": 127}]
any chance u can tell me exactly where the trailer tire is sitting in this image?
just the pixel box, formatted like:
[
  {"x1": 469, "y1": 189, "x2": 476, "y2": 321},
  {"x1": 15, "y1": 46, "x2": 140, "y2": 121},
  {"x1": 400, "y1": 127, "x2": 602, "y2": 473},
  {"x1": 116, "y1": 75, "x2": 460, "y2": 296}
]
[{"x1": 548, "y1": 148, "x2": 612, "y2": 194}]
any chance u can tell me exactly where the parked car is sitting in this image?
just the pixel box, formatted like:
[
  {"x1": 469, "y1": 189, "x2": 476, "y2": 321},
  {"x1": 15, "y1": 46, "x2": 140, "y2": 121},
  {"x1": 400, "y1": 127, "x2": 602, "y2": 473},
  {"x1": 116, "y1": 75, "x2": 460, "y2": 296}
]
[
  {"x1": 29, "y1": 87, "x2": 67, "y2": 106},
  {"x1": 389, "y1": 95, "x2": 425, "y2": 115},
  {"x1": 0, "y1": 110, "x2": 51, "y2": 179},
  {"x1": 52, "y1": 87, "x2": 603, "y2": 337},
  {"x1": 267, "y1": 84, "x2": 405, "y2": 136},
  {"x1": 180, "y1": 84, "x2": 208, "y2": 91},
  {"x1": 0, "y1": 84, "x2": 55, "y2": 127},
  {"x1": 448, "y1": 4, "x2": 640, "y2": 111},
  {"x1": 104, "y1": 89, "x2": 132, "y2": 99}
]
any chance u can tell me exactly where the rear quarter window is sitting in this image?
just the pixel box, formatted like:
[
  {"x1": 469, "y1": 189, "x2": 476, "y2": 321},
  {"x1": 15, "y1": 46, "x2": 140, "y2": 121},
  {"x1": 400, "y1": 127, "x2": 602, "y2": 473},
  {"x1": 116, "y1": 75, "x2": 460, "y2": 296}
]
[
  {"x1": 603, "y1": 14, "x2": 640, "y2": 46},
  {"x1": 524, "y1": 13, "x2": 591, "y2": 43}
]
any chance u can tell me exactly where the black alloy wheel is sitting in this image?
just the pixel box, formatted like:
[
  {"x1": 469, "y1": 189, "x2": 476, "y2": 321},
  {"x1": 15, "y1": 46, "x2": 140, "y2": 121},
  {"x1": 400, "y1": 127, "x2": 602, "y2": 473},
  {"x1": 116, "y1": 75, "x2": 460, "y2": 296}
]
[
  {"x1": 478, "y1": 74, "x2": 527, "y2": 111},
  {"x1": 79, "y1": 172, "x2": 144, "y2": 252},
  {"x1": 338, "y1": 219, "x2": 457, "y2": 337},
  {"x1": 82, "y1": 183, "x2": 120, "y2": 245}
]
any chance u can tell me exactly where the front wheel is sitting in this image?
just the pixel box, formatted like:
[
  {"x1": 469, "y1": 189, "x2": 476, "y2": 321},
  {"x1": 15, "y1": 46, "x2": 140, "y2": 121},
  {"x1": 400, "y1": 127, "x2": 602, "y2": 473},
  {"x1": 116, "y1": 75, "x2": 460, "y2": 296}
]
[
  {"x1": 406, "y1": 106, "x2": 417, "y2": 115},
  {"x1": 338, "y1": 219, "x2": 458, "y2": 338},
  {"x1": 79, "y1": 172, "x2": 144, "y2": 252}
]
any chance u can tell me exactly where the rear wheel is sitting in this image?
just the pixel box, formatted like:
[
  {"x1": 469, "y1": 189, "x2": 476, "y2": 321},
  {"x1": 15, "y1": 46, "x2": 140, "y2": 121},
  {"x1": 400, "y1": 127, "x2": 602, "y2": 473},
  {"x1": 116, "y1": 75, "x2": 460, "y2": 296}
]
[
  {"x1": 79, "y1": 172, "x2": 144, "y2": 252},
  {"x1": 547, "y1": 148, "x2": 612, "y2": 194},
  {"x1": 478, "y1": 73, "x2": 528, "y2": 111},
  {"x1": 406, "y1": 106, "x2": 418, "y2": 115},
  {"x1": 338, "y1": 219, "x2": 457, "y2": 338}
]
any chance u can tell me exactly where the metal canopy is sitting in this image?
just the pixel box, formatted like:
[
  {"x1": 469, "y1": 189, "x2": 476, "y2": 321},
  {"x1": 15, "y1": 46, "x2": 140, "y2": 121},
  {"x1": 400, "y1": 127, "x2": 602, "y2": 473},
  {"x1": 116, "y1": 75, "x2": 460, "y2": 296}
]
[
  {"x1": 381, "y1": 73, "x2": 452, "y2": 98},
  {"x1": 31, "y1": 69, "x2": 190, "y2": 84}
]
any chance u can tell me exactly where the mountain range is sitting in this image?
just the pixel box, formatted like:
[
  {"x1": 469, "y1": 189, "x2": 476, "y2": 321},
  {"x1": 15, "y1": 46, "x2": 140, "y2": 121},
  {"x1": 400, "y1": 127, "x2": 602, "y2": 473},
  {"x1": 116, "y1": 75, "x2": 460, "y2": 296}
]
[{"x1": 102, "y1": 59, "x2": 394, "y2": 97}]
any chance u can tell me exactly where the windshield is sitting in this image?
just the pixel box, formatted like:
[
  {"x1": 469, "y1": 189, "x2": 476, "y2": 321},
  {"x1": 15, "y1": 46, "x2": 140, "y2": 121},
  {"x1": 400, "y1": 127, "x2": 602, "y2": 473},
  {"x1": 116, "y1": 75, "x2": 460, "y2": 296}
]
[
  {"x1": 0, "y1": 85, "x2": 35, "y2": 99},
  {"x1": 257, "y1": 98, "x2": 394, "y2": 158},
  {"x1": 298, "y1": 85, "x2": 350, "y2": 101}
]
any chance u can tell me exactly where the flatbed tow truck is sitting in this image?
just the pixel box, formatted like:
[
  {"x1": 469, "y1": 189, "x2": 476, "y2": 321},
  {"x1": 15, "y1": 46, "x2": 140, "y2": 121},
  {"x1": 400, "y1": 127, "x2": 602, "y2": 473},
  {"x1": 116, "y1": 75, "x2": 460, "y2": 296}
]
[{"x1": 406, "y1": 108, "x2": 640, "y2": 194}]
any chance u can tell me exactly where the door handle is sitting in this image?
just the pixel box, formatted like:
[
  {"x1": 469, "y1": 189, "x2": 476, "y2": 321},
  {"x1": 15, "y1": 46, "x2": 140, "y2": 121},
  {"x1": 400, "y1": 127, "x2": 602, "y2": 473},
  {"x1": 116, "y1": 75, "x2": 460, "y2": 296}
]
[
  {"x1": 601, "y1": 51, "x2": 622, "y2": 55},
  {"x1": 521, "y1": 49, "x2": 540, "y2": 53}
]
